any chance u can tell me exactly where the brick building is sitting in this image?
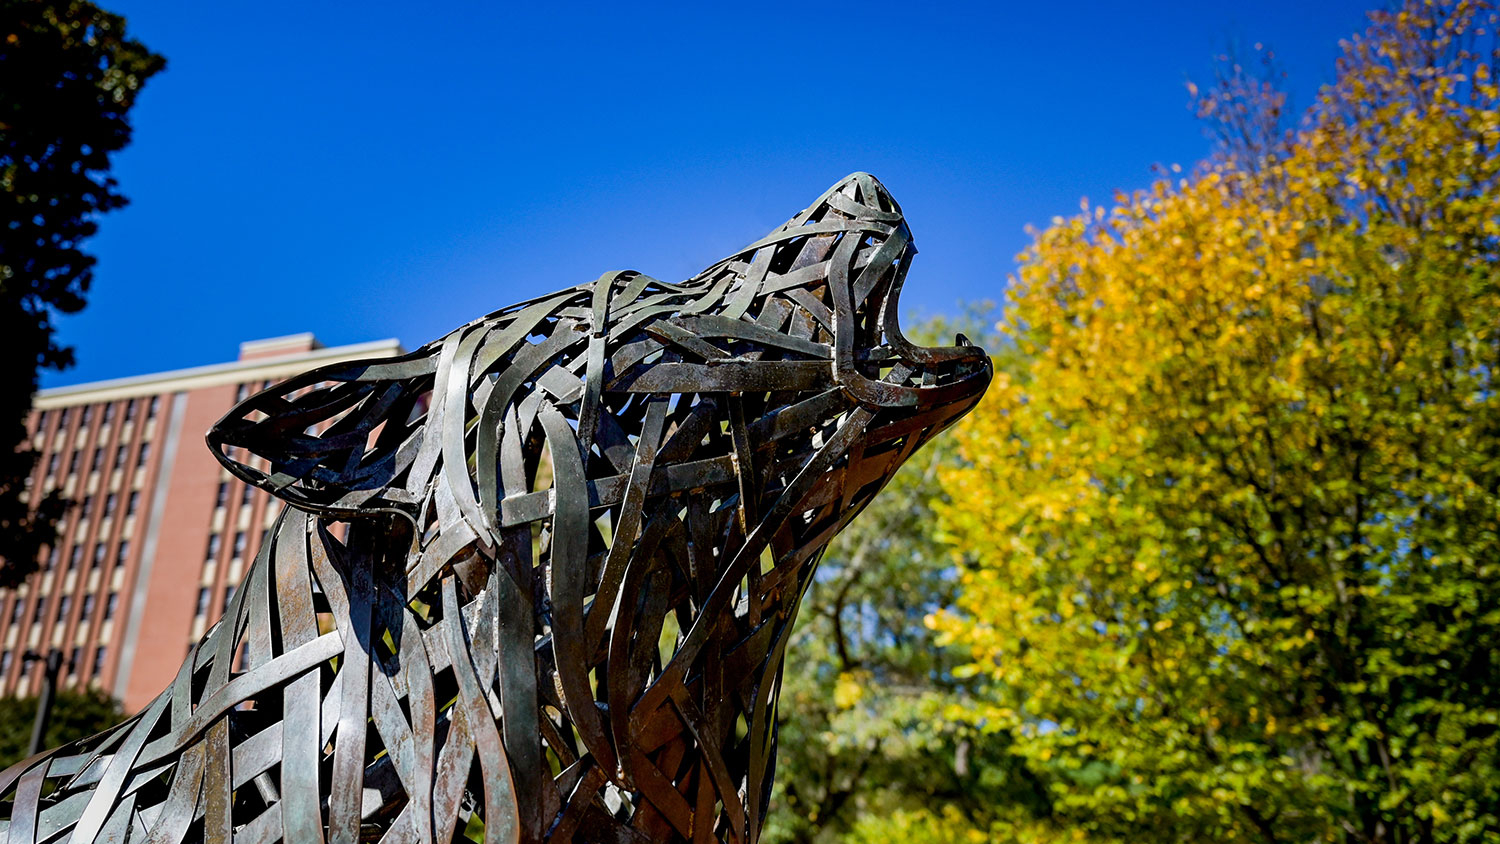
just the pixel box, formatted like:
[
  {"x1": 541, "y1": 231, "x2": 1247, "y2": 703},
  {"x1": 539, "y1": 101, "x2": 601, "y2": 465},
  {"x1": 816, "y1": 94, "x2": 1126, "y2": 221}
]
[{"x1": 1, "y1": 333, "x2": 402, "y2": 713}]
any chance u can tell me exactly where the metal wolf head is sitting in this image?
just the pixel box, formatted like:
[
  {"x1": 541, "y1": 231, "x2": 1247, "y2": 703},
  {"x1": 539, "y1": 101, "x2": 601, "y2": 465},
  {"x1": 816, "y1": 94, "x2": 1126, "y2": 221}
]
[{"x1": 192, "y1": 172, "x2": 989, "y2": 843}]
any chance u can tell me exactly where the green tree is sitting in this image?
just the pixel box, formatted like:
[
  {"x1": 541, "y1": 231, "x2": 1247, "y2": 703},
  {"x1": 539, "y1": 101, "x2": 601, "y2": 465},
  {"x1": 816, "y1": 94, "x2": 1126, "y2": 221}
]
[
  {"x1": 936, "y1": 1, "x2": 1500, "y2": 841},
  {"x1": 0, "y1": 685, "x2": 124, "y2": 769},
  {"x1": 766, "y1": 310, "x2": 1058, "y2": 844},
  {"x1": 0, "y1": 0, "x2": 164, "y2": 587}
]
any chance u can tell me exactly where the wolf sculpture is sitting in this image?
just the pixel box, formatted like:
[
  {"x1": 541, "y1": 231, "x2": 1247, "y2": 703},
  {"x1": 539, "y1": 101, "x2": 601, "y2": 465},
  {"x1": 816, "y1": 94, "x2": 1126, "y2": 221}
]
[{"x1": 0, "y1": 173, "x2": 990, "y2": 844}]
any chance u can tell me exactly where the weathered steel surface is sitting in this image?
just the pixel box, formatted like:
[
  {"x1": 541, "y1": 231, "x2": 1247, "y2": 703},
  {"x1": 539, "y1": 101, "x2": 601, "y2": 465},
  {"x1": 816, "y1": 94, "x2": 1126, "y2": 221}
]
[{"x1": 0, "y1": 173, "x2": 990, "y2": 843}]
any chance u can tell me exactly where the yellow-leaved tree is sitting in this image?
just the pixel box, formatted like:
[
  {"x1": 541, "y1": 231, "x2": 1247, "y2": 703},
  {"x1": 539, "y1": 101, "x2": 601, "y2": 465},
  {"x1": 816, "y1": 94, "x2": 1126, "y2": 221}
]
[{"x1": 934, "y1": 2, "x2": 1500, "y2": 842}]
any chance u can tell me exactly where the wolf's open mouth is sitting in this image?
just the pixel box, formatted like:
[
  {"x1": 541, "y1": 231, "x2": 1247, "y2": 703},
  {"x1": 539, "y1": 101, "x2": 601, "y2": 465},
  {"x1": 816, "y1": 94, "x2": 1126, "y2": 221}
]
[{"x1": 844, "y1": 237, "x2": 993, "y2": 415}]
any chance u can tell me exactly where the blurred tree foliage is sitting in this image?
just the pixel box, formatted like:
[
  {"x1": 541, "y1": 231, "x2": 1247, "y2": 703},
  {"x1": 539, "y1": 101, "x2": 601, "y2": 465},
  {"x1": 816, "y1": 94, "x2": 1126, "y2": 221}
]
[
  {"x1": 765, "y1": 309, "x2": 1061, "y2": 844},
  {"x1": 0, "y1": 0, "x2": 163, "y2": 587},
  {"x1": 935, "y1": 1, "x2": 1500, "y2": 842},
  {"x1": 0, "y1": 686, "x2": 122, "y2": 770}
]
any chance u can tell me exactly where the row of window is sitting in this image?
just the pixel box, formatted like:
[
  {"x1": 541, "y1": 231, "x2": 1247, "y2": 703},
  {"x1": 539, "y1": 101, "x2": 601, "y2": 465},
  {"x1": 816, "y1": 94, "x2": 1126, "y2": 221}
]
[
  {"x1": 195, "y1": 586, "x2": 236, "y2": 618},
  {"x1": 0, "y1": 645, "x2": 108, "y2": 680},
  {"x1": 37, "y1": 396, "x2": 160, "y2": 435},
  {"x1": 45, "y1": 441, "x2": 151, "y2": 479},
  {"x1": 72, "y1": 491, "x2": 141, "y2": 523},
  {"x1": 7, "y1": 591, "x2": 119, "y2": 625},
  {"x1": 45, "y1": 538, "x2": 131, "y2": 573},
  {"x1": 215, "y1": 480, "x2": 257, "y2": 510},
  {"x1": 204, "y1": 529, "x2": 253, "y2": 564}
]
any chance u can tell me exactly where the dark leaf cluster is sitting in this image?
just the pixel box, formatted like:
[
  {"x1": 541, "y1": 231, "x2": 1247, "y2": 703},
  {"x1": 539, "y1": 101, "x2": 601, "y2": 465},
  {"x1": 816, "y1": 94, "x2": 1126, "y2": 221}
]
[{"x1": 0, "y1": 0, "x2": 162, "y2": 586}]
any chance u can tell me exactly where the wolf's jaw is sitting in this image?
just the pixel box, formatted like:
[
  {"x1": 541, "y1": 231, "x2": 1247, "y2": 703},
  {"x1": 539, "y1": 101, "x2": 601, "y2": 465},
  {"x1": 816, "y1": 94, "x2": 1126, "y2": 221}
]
[{"x1": 842, "y1": 268, "x2": 993, "y2": 412}]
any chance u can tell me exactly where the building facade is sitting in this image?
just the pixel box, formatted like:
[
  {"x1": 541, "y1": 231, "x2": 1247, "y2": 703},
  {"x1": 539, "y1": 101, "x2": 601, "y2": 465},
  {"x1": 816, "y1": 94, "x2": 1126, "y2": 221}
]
[{"x1": 1, "y1": 333, "x2": 402, "y2": 713}]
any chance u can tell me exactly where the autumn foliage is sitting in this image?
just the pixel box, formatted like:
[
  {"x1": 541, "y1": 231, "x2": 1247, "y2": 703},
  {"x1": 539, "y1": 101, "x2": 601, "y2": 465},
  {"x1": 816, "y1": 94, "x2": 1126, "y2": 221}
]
[{"x1": 934, "y1": 2, "x2": 1500, "y2": 841}]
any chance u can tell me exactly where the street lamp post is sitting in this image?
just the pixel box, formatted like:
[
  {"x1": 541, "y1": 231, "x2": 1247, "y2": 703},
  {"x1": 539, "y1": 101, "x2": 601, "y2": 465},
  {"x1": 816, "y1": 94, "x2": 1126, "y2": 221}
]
[{"x1": 22, "y1": 649, "x2": 64, "y2": 758}]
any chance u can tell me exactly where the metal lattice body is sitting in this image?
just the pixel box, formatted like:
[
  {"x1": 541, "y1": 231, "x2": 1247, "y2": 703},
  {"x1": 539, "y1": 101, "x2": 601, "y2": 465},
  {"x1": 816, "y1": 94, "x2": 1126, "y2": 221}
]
[{"x1": 0, "y1": 173, "x2": 990, "y2": 844}]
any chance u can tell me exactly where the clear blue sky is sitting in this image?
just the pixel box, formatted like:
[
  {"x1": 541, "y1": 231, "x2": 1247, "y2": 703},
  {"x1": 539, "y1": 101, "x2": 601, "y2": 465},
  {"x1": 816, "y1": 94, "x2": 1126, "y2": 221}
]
[{"x1": 48, "y1": 0, "x2": 1378, "y2": 387}]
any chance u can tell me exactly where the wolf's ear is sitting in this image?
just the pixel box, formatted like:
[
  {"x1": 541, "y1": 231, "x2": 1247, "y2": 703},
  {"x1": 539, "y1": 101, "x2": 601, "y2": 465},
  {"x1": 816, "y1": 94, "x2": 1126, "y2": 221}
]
[{"x1": 207, "y1": 346, "x2": 439, "y2": 519}]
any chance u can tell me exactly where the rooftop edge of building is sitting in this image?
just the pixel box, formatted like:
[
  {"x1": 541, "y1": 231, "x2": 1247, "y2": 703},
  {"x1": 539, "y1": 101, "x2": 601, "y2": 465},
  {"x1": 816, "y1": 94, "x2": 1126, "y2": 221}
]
[
  {"x1": 238, "y1": 332, "x2": 324, "y2": 361},
  {"x1": 35, "y1": 335, "x2": 406, "y2": 409}
]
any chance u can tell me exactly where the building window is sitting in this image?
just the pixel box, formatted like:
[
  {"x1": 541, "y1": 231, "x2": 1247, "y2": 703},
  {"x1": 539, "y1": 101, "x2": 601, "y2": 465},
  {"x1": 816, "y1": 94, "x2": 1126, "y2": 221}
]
[
  {"x1": 92, "y1": 646, "x2": 106, "y2": 676},
  {"x1": 127, "y1": 491, "x2": 140, "y2": 517},
  {"x1": 137, "y1": 443, "x2": 150, "y2": 469},
  {"x1": 102, "y1": 403, "x2": 114, "y2": 424},
  {"x1": 104, "y1": 493, "x2": 117, "y2": 517},
  {"x1": 56, "y1": 596, "x2": 71, "y2": 623},
  {"x1": 0, "y1": 651, "x2": 10, "y2": 675},
  {"x1": 80, "y1": 406, "x2": 92, "y2": 426},
  {"x1": 195, "y1": 588, "x2": 210, "y2": 617},
  {"x1": 240, "y1": 484, "x2": 254, "y2": 506},
  {"x1": 69, "y1": 545, "x2": 83, "y2": 570},
  {"x1": 79, "y1": 495, "x2": 93, "y2": 519},
  {"x1": 215, "y1": 482, "x2": 229, "y2": 509},
  {"x1": 31, "y1": 601, "x2": 43, "y2": 624},
  {"x1": 116, "y1": 541, "x2": 130, "y2": 565},
  {"x1": 222, "y1": 586, "x2": 235, "y2": 614},
  {"x1": 58, "y1": 408, "x2": 70, "y2": 428},
  {"x1": 205, "y1": 534, "x2": 221, "y2": 563},
  {"x1": 90, "y1": 450, "x2": 103, "y2": 472},
  {"x1": 124, "y1": 399, "x2": 136, "y2": 422},
  {"x1": 81, "y1": 594, "x2": 95, "y2": 619},
  {"x1": 69, "y1": 451, "x2": 83, "y2": 475},
  {"x1": 232, "y1": 531, "x2": 246, "y2": 558},
  {"x1": 92, "y1": 543, "x2": 106, "y2": 569},
  {"x1": 236, "y1": 383, "x2": 249, "y2": 401},
  {"x1": 114, "y1": 445, "x2": 127, "y2": 470},
  {"x1": 47, "y1": 453, "x2": 59, "y2": 475},
  {"x1": 9, "y1": 599, "x2": 23, "y2": 625},
  {"x1": 36, "y1": 410, "x2": 48, "y2": 430},
  {"x1": 46, "y1": 545, "x2": 59, "y2": 570},
  {"x1": 104, "y1": 593, "x2": 118, "y2": 622},
  {"x1": 68, "y1": 646, "x2": 80, "y2": 675},
  {"x1": 147, "y1": 396, "x2": 160, "y2": 419}
]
